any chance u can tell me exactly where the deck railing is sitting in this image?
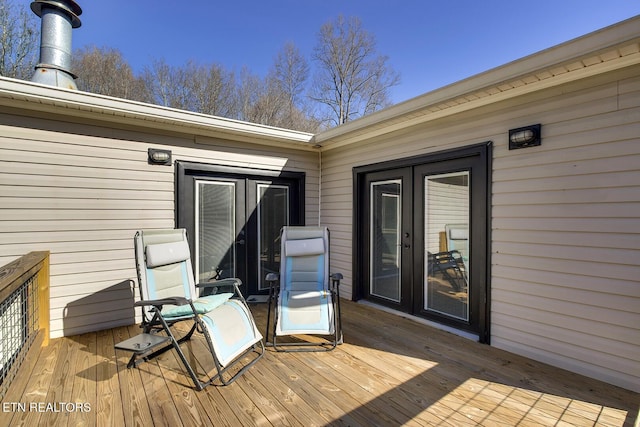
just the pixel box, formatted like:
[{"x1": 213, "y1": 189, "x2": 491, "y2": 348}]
[{"x1": 0, "y1": 251, "x2": 50, "y2": 400}]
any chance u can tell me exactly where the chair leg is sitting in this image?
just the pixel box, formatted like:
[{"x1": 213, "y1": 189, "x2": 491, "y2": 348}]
[
  {"x1": 126, "y1": 316, "x2": 198, "y2": 369},
  {"x1": 335, "y1": 288, "x2": 343, "y2": 345},
  {"x1": 270, "y1": 291, "x2": 342, "y2": 352},
  {"x1": 265, "y1": 286, "x2": 274, "y2": 343},
  {"x1": 196, "y1": 311, "x2": 265, "y2": 387},
  {"x1": 124, "y1": 315, "x2": 205, "y2": 389},
  {"x1": 135, "y1": 314, "x2": 263, "y2": 390},
  {"x1": 266, "y1": 285, "x2": 280, "y2": 347},
  {"x1": 213, "y1": 340, "x2": 265, "y2": 386}
]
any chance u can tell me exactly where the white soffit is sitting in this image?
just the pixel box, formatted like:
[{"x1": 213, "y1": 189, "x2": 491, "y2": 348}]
[
  {"x1": 0, "y1": 77, "x2": 315, "y2": 149},
  {"x1": 314, "y1": 15, "x2": 640, "y2": 150}
]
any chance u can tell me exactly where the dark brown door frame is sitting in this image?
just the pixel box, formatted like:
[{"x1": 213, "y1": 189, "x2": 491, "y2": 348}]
[
  {"x1": 176, "y1": 161, "x2": 305, "y2": 295},
  {"x1": 352, "y1": 142, "x2": 492, "y2": 343}
]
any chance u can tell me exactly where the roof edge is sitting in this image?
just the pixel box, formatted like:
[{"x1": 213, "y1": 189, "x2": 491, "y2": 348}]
[
  {"x1": 0, "y1": 76, "x2": 316, "y2": 149},
  {"x1": 313, "y1": 15, "x2": 640, "y2": 149}
]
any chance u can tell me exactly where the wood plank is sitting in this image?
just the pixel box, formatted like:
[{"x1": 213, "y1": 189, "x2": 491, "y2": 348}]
[
  {"x1": 255, "y1": 351, "x2": 353, "y2": 426},
  {"x1": 293, "y1": 348, "x2": 429, "y2": 426},
  {"x1": 0, "y1": 251, "x2": 48, "y2": 302},
  {"x1": 151, "y1": 330, "x2": 222, "y2": 426},
  {"x1": 119, "y1": 325, "x2": 182, "y2": 427},
  {"x1": 237, "y1": 360, "x2": 305, "y2": 427},
  {"x1": 179, "y1": 320, "x2": 292, "y2": 426},
  {"x1": 66, "y1": 332, "x2": 97, "y2": 427},
  {"x1": 41, "y1": 330, "x2": 81, "y2": 426},
  {"x1": 94, "y1": 328, "x2": 125, "y2": 427},
  {"x1": 5, "y1": 338, "x2": 62, "y2": 427},
  {"x1": 112, "y1": 326, "x2": 154, "y2": 427},
  {"x1": 237, "y1": 352, "x2": 316, "y2": 426},
  {"x1": 0, "y1": 331, "x2": 44, "y2": 427},
  {"x1": 343, "y1": 302, "x2": 632, "y2": 409},
  {"x1": 3, "y1": 301, "x2": 638, "y2": 426}
]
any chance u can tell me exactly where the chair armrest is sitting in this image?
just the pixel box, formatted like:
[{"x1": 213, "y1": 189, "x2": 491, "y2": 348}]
[
  {"x1": 197, "y1": 278, "x2": 242, "y2": 297},
  {"x1": 197, "y1": 277, "x2": 242, "y2": 289},
  {"x1": 265, "y1": 272, "x2": 279, "y2": 283},
  {"x1": 330, "y1": 273, "x2": 343, "y2": 290},
  {"x1": 135, "y1": 297, "x2": 190, "y2": 307}
]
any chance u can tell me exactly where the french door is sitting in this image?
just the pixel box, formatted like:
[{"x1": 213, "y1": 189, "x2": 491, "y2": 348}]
[
  {"x1": 176, "y1": 162, "x2": 304, "y2": 296},
  {"x1": 356, "y1": 144, "x2": 490, "y2": 340}
]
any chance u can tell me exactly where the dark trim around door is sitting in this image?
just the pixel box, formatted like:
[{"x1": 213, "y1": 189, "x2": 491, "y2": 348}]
[{"x1": 353, "y1": 142, "x2": 492, "y2": 343}]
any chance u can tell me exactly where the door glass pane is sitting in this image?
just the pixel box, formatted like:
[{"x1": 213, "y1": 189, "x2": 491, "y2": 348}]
[
  {"x1": 424, "y1": 172, "x2": 469, "y2": 320},
  {"x1": 196, "y1": 180, "x2": 236, "y2": 282},
  {"x1": 370, "y1": 180, "x2": 401, "y2": 302},
  {"x1": 257, "y1": 183, "x2": 289, "y2": 290}
]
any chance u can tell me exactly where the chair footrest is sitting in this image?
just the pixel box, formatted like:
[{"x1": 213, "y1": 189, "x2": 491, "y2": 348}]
[{"x1": 115, "y1": 333, "x2": 171, "y2": 354}]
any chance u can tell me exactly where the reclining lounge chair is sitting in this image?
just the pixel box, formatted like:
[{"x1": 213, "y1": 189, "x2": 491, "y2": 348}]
[
  {"x1": 428, "y1": 250, "x2": 467, "y2": 292},
  {"x1": 118, "y1": 229, "x2": 263, "y2": 389},
  {"x1": 265, "y1": 226, "x2": 343, "y2": 351}
]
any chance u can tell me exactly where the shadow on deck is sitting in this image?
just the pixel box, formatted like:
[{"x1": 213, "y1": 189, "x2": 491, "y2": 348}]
[{"x1": 2, "y1": 300, "x2": 638, "y2": 426}]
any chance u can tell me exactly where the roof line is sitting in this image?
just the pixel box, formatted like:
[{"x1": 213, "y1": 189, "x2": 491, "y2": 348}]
[
  {"x1": 313, "y1": 15, "x2": 640, "y2": 149},
  {"x1": 0, "y1": 76, "x2": 316, "y2": 149}
]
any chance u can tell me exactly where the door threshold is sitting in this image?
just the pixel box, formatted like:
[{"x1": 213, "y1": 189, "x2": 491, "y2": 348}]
[{"x1": 357, "y1": 300, "x2": 479, "y2": 342}]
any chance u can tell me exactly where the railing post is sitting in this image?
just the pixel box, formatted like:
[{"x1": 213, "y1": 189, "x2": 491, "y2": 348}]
[
  {"x1": 38, "y1": 252, "x2": 50, "y2": 346},
  {"x1": 0, "y1": 250, "x2": 51, "y2": 400}
]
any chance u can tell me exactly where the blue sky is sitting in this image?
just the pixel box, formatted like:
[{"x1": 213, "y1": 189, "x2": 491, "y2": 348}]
[{"x1": 34, "y1": 0, "x2": 640, "y2": 103}]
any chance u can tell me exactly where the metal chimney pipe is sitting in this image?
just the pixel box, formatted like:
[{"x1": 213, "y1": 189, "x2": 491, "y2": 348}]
[{"x1": 30, "y1": 0, "x2": 82, "y2": 89}]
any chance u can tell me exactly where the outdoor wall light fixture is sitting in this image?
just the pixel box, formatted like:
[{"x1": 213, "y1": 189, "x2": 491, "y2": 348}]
[
  {"x1": 509, "y1": 124, "x2": 541, "y2": 150},
  {"x1": 148, "y1": 148, "x2": 172, "y2": 165}
]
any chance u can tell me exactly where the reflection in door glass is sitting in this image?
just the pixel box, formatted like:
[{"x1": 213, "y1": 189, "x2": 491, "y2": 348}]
[
  {"x1": 424, "y1": 172, "x2": 469, "y2": 321},
  {"x1": 370, "y1": 180, "x2": 401, "y2": 302},
  {"x1": 257, "y1": 184, "x2": 289, "y2": 290},
  {"x1": 196, "y1": 181, "x2": 236, "y2": 282}
]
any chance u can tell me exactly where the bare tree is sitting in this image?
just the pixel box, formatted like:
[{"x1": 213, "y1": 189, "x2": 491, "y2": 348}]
[
  {"x1": 184, "y1": 61, "x2": 237, "y2": 117},
  {"x1": 141, "y1": 59, "x2": 182, "y2": 107},
  {"x1": 142, "y1": 59, "x2": 236, "y2": 117},
  {"x1": 0, "y1": 0, "x2": 38, "y2": 80},
  {"x1": 310, "y1": 15, "x2": 399, "y2": 127},
  {"x1": 272, "y1": 43, "x2": 308, "y2": 119},
  {"x1": 236, "y1": 67, "x2": 260, "y2": 121},
  {"x1": 269, "y1": 42, "x2": 320, "y2": 132},
  {"x1": 237, "y1": 67, "x2": 283, "y2": 126},
  {"x1": 73, "y1": 45, "x2": 150, "y2": 102}
]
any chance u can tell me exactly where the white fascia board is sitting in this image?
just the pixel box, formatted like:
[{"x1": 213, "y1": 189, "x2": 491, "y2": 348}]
[{"x1": 0, "y1": 76, "x2": 315, "y2": 149}]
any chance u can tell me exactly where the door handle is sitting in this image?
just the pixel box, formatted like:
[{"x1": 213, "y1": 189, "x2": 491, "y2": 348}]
[{"x1": 237, "y1": 229, "x2": 246, "y2": 245}]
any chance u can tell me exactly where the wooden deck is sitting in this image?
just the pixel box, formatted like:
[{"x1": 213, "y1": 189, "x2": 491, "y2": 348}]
[{"x1": 2, "y1": 300, "x2": 638, "y2": 426}]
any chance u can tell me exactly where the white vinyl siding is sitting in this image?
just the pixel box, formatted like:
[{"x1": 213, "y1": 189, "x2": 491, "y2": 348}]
[
  {"x1": 0, "y1": 120, "x2": 318, "y2": 338},
  {"x1": 490, "y1": 71, "x2": 640, "y2": 393},
  {"x1": 320, "y1": 68, "x2": 640, "y2": 392}
]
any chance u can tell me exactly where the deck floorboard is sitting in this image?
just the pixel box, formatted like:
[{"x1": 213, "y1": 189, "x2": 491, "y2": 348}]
[{"x1": 3, "y1": 300, "x2": 638, "y2": 426}]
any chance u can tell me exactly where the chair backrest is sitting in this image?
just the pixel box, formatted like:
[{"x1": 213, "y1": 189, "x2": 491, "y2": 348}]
[
  {"x1": 134, "y1": 229, "x2": 196, "y2": 318},
  {"x1": 445, "y1": 224, "x2": 468, "y2": 259},
  {"x1": 280, "y1": 226, "x2": 329, "y2": 293}
]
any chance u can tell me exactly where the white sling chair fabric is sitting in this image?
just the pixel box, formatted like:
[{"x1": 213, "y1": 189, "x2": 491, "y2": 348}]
[{"x1": 276, "y1": 226, "x2": 334, "y2": 336}]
